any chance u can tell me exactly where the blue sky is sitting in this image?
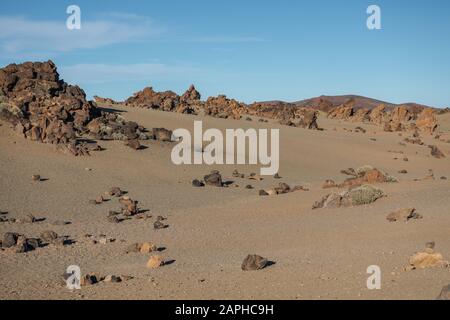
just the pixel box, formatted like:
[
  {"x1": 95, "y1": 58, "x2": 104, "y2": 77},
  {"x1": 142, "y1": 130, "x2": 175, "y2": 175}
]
[{"x1": 0, "y1": 0, "x2": 449, "y2": 107}]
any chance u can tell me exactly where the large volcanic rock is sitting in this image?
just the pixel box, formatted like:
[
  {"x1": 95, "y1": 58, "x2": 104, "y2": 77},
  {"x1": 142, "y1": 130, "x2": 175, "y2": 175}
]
[
  {"x1": 323, "y1": 100, "x2": 438, "y2": 134},
  {"x1": 383, "y1": 105, "x2": 415, "y2": 132},
  {"x1": 246, "y1": 102, "x2": 320, "y2": 130},
  {"x1": 202, "y1": 95, "x2": 246, "y2": 120},
  {"x1": 369, "y1": 104, "x2": 388, "y2": 125},
  {"x1": 125, "y1": 87, "x2": 180, "y2": 111},
  {"x1": 180, "y1": 84, "x2": 201, "y2": 103},
  {"x1": 124, "y1": 84, "x2": 201, "y2": 115},
  {"x1": 0, "y1": 60, "x2": 147, "y2": 155},
  {"x1": 327, "y1": 98, "x2": 355, "y2": 120},
  {"x1": 416, "y1": 108, "x2": 438, "y2": 135}
]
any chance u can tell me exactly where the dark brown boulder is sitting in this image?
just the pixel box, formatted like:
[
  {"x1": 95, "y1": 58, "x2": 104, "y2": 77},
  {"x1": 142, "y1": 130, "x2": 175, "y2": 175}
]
[
  {"x1": 125, "y1": 139, "x2": 141, "y2": 150},
  {"x1": 429, "y1": 145, "x2": 445, "y2": 159},
  {"x1": 204, "y1": 172, "x2": 223, "y2": 187},
  {"x1": 2, "y1": 232, "x2": 19, "y2": 248},
  {"x1": 152, "y1": 128, "x2": 173, "y2": 142},
  {"x1": 241, "y1": 254, "x2": 268, "y2": 271},
  {"x1": 0, "y1": 60, "x2": 147, "y2": 155}
]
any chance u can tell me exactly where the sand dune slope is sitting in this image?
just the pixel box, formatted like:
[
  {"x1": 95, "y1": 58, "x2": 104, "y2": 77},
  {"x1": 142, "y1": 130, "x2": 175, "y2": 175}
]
[{"x1": 1, "y1": 105, "x2": 449, "y2": 300}]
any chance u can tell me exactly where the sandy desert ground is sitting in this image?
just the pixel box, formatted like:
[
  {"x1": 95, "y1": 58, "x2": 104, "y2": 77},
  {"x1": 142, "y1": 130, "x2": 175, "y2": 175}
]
[{"x1": 1, "y1": 105, "x2": 449, "y2": 300}]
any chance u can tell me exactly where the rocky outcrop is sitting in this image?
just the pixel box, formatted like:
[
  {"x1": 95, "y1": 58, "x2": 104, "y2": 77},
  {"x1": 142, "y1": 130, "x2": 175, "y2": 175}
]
[
  {"x1": 327, "y1": 99, "x2": 355, "y2": 120},
  {"x1": 93, "y1": 96, "x2": 118, "y2": 105},
  {"x1": 351, "y1": 108, "x2": 370, "y2": 122},
  {"x1": 202, "y1": 95, "x2": 246, "y2": 120},
  {"x1": 416, "y1": 108, "x2": 438, "y2": 135},
  {"x1": 124, "y1": 87, "x2": 321, "y2": 129},
  {"x1": 180, "y1": 84, "x2": 201, "y2": 103},
  {"x1": 125, "y1": 87, "x2": 179, "y2": 111},
  {"x1": 324, "y1": 98, "x2": 438, "y2": 134},
  {"x1": 312, "y1": 184, "x2": 385, "y2": 209},
  {"x1": 124, "y1": 85, "x2": 201, "y2": 115},
  {"x1": 295, "y1": 109, "x2": 319, "y2": 129},
  {"x1": 0, "y1": 61, "x2": 147, "y2": 155}
]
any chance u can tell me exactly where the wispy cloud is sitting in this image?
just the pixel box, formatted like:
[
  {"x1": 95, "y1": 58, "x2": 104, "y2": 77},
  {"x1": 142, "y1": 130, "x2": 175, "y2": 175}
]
[
  {"x1": 189, "y1": 36, "x2": 264, "y2": 43},
  {"x1": 59, "y1": 63, "x2": 201, "y2": 85},
  {"x1": 0, "y1": 14, "x2": 163, "y2": 57}
]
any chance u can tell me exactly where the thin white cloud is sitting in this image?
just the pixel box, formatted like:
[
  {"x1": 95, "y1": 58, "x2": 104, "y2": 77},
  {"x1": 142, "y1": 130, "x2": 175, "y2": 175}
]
[
  {"x1": 59, "y1": 63, "x2": 201, "y2": 85},
  {"x1": 0, "y1": 15, "x2": 163, "y2": 56}
]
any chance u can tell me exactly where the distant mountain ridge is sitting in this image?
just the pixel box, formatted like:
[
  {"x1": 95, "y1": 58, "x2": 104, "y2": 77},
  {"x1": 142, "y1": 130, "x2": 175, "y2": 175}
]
[{"x1": 257, "y1": 95, "x2": 435, "y2": 114}]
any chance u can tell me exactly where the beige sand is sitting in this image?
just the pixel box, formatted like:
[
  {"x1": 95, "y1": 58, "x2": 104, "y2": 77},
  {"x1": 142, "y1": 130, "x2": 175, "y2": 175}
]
[{"x1": 0, "y1": 106, "x2": 449, "y2": 300}]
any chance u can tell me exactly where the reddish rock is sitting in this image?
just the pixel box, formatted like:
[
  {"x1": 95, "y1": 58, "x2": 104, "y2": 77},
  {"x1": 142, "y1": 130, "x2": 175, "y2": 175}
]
[
  {"x1": 416, "y1": 109, "x2": 438, "y2": 134},
  {"x1": 0, "y1": 61, "x2": 147, "y2": 154}
]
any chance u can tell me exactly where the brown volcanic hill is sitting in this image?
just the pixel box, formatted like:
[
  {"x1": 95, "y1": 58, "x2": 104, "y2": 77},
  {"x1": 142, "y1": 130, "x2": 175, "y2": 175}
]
[{"x1": 293, "y1": 95, "x2": 434, "y2": 113}]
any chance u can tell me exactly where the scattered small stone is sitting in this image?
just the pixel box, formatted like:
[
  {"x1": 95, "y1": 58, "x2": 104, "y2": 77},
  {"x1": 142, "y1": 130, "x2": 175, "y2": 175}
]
[
  {"x1": 232, "y1": 170, "x2": 245, "y2": 178},
  {"x1": 146, "y1": 255, "x2": 165, "y2": 268},
  {"x1": 192, "y1": 179, "x2": 205, "y2": 187},
  {"x1": 248, "y1": 173, "x2": 263, "y2": 181},
  {"x1": 440, "y1": 176, "x2": 447, "y2": 180},
  {"x1": 104, "y1": 275, "x2": 122, "y2": 283},
  {"x1": 273, "y1": 173, "x2": 281, "y2": 179},
  {"x1": 95, "y1": 196, "x2": 104, "y2": 204},
  {"x1": 17, "y1": 214, "x2": 36, "y2": 224},
  {"x1": 429, "y1": 145, "x2": 445, "y2": 159},
  {"x1": 322, "y1": 179, "x2": 336, "y2": 189},
  {"x1": 154, "y1": 220, "x2": 167, "y2": 230},
  {"x1": 120, "y1": 275, "x2": 134, "y2": 282},
  {"x1": 340, "y1": 168, "x2": 357, "y2": 177},
  {"x1": 50, "y1": 237, "x2": 65, "y2": 246},
  {"x1": 98, "y1": 236, "x2": 113, "y2": 245},
  {"x1": 126, "y1": 243, "x2": 141, "y2": 254},
  {"x1": 107, "y1": 215, "x2": 121, "y2": 224},
  {"x1": 426, "y1": 241, "x2": 435, "y2": 250},
  {"x1": 386, "y1": 208, "x2": 422, "y2": 222},
  {"x1": 140, "y1": 242, "x2": 158, "y2": 253},
  {"x1": 2, "y1": 232, "x2": 19, "y2": 248},
  {"x1": 25, "y1": 238, "x2": 40, "y2": 250},
  {"x1": 108, "y1": 187, "x2": 124, "y2": 197},
  {"x1": 259, "y1": 190, "x2": 269, "y2": 196},
  {"x1": 125, "y1": 139, "x2": 141, "y2": 150},
  {"x1": 40, "y1": 230, "x2": 58, "y2": 242},
  {"x1": 245, "y1": 185, "x2": 253, "y2": 189},
  {"x1": 52, "y1": 220, "x2": 70, "y2": 226},
  {"x1": 119, "y1": 196, "x2": 139, "y2": 216},
  {"x1": 403, "y1": 157, "x2": 409, "y2": 162},
  {"x1": 398, "y1": 169, "x2": 408, "y2": 174},
  {"x1": 152, "y1": 128, "x2": 173, "y2": 142},
  {"x1": 32, "y1": 174, "x2": 41, "y2": 182},
  {"x1": 81, "y1": 274, "x2": 99, "y2": 286},
  {"x1": 14, "y1": 236, "x2": 30, "y2": 253},
  {"x1": 241, "y1": 254, "x2": 268, "y2": 271},
  {"x1": 436, "y1": 285, "x2": 450, "y2": 300},
  {"x1": 203, "y1": 172, "x2": 223, "y2": 187},
  {"x1": 404, "y1": 137, "x2": 424, "y2": 145}
]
